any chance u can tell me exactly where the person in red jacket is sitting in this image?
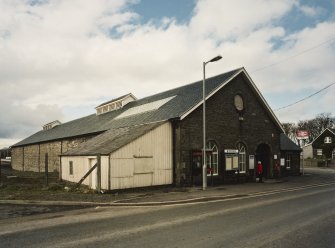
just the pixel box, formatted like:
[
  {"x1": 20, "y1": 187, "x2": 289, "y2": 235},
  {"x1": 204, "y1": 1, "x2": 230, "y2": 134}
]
[{"x1": 257, "y1": 161, "x2": 263, "y2": 183}]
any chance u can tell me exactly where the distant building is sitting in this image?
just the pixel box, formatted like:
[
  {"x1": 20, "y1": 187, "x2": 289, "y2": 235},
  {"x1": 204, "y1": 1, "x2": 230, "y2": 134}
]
[
  {"x1": 0, "y1": 147, "x2": 11, "y2": 159},
  {"x1": 303, "y1": 128, "x2": 335, "y2": 160},
  {"x1": 11, "y1": 68, "x2": 301, "y2": 190}
]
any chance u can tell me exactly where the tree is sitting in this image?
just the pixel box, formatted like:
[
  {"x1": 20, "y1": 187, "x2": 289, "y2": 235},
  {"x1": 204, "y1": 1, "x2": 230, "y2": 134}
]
[
  {"x1": 282, "y1": 113, "x2": 334, "y2": 144},
  {"x1": 282, "y1": 122, "x2": 298, "y2": 141},
  {"x1": 297, "y1": 113, "x2": 334, "y2": 142}
]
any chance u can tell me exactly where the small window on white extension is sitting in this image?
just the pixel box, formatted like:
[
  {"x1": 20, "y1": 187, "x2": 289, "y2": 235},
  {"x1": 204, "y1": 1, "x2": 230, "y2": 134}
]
[{"x1": 69, "y1": 161, "x2": 73, "y2": 175}]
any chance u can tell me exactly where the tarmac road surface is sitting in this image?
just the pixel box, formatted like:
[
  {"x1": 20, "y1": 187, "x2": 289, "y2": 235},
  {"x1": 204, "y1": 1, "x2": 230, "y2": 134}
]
[{"x1": 0, "y1": 173, "x2": 334, "y2": 248}]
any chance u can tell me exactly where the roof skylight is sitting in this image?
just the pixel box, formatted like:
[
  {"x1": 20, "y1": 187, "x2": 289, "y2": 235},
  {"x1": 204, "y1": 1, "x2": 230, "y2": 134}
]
[{"x1": 115, "y1": 96, "x2": 176, "y2": 119}]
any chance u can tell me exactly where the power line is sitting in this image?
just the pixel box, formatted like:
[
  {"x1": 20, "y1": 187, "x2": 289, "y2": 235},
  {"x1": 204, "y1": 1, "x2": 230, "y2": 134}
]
[
  {"x1": 251, "y1": 35, "x2": 335, "y2": 73},
  {"x1": 274, "y1": 83, "x2": 335, "y2": 111}
]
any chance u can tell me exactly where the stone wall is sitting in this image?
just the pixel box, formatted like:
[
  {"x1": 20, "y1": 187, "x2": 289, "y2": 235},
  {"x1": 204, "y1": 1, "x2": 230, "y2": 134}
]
[
  {"x1": 11, "y1": 135, "x2": 95, "y2": 172},
  {"x1": 39, "y1": 141, "x2": 62, "y2": 172},
  {"x1": 11, "y1": 147, "x2": 24, "y2": 171},
  {"x1": 174, "y1": 74, "x2": 282, "y2": 186}
]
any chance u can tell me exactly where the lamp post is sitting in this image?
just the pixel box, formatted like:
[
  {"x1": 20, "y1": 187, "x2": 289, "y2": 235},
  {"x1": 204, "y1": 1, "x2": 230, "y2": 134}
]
[{"x1": 203, "y1": 55, "x2": 222, "y2": 191}]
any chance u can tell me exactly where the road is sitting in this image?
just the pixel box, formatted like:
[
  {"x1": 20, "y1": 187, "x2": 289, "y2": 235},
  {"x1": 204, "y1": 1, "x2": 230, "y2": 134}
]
[{"x1": 1, "y1": 178, "x2": 335, "y2": 247}]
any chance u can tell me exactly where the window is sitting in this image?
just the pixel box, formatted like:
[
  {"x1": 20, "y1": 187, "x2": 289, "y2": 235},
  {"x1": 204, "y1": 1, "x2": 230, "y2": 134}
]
[
  {"x1": 237, "y1": 143, "x2": 246, "y2": 173},
  {"x1": 69, "y1": 161, "x2": 73, "y2": 175},
  {"x1": 115, "y1": 96, "x2": 176, "y2": 119},
  {"x1": 206, "y1": 141, "x2": 219, "y2": 176},
  {"x1": 234, "y1": 94, "x2": 244, "y2": 111},
  {"x1": 324, "y1": 137, "x2": 332, "y2": 143},
  {"x1": 285, "y1": 154, "x2": 291, "y2": 169},
  {"x1": 317, "y1": 149, "x2": 323, "y2": 156}
]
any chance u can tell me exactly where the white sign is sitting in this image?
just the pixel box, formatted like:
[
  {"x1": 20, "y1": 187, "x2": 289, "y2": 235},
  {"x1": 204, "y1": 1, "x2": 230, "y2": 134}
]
[
  {"x1": 224, "y1": 149, "x2": 239, "y2": 154},
  {"x1": 280, "y1": 158, "x2": 285, "y2": 166},
  {"x1": 249, "y1": 155, "x2": 255, "y2": 169},
  {"x1": 296, "y1": 130, "x2": 309, "y2": 140}
]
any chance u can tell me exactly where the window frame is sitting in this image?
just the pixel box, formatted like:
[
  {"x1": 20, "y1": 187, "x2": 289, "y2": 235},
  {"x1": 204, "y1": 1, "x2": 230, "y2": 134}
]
[
  {"x1": 237, "y1": 143, "x2": 246, "y2": 173},
  {"x1": 324, "y1": 136, "x2": 332, "y2": 144},
  {"x1": 206, "y1": 141, "x2": 219, "y2": 176},
  {"x1": 285, "y1": 154, "x2": 291, "y2": 169},
  {"x1": 69, "y1": 161, "x2": 74, "y2": 175}
]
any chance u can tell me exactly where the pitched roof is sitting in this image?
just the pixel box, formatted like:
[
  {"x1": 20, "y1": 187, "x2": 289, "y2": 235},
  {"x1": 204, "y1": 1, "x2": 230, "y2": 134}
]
[
  {"x1": 280, "y1": 133, "x2": 302, "y2": 152},
  {"x1": 62, "y1": 121, "x2": 164, "y2": 156},
  {"x1": 307, "y1": 128, "x2": 335, "y2": 145},
  {"x1": 13, "y1": 67, "x2": 283, "y2": 147},
  {"x1": 95, "y1": 93, "x2": 136, "y2": 108}
]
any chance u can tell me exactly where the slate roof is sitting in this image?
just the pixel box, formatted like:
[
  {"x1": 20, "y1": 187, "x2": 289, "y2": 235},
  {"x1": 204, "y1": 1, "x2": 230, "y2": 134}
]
[
  {"x1": 280, "y1": 133, "x2": 302, "y2": 152},
  {"x1": 329, "y1": 129, "x2": 335, "y2": 138},
  {"x1": 13, "y1": 68, "x2": 242, "y2": 147},
  {"x1": 63, "y1": 122, "x2": 164, "y2": 156}
]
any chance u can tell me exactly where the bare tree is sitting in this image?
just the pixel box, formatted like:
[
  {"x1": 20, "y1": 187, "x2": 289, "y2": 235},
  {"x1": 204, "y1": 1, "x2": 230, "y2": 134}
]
[
  {"x1": 282, "y1": 122, "x2": 298, "y2": 141},
  {"x1": 282, "y1": 113, "x2": 334, "y2": 143}
]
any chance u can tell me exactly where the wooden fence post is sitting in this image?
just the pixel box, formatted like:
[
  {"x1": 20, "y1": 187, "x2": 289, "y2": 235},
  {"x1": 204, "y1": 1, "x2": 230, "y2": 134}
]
[{"x1": 45, "y1": 153, "x2": 48, "y2": 186}]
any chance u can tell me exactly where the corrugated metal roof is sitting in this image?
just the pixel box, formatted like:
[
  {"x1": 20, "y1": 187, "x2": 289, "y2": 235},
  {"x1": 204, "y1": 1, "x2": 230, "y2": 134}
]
[{"x1": 12, "y1": 68, "x2": 245, "y2": 147}]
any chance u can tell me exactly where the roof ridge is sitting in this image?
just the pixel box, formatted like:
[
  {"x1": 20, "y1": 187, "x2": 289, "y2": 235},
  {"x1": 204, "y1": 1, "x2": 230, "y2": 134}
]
[{"x1": 135, "y1": 68, "x2": 243, "y2": 103}]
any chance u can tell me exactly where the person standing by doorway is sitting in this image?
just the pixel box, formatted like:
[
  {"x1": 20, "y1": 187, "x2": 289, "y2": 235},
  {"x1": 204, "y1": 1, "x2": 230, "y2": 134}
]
[{"x1": 257, "y1": 161, "x2": 263, "y2": 183}]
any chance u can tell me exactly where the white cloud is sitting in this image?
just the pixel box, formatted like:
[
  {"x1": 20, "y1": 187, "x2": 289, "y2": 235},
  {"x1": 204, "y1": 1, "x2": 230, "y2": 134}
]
[
  {"x1": 190, "y1": 0, "x2": 296, "y2": 39},
  {"x1": 296, "y1": 3, "x2": 321, "y2": 17},
  {"x1": 0, "y1": 0, "x2": 334, "y2": 146}
]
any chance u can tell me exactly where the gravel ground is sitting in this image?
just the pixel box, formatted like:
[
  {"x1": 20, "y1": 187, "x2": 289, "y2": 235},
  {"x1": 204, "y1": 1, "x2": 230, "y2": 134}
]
[
  {"x1": 2, "y1": 164, "x2": 335, "y2": 220},
  {"x1": 0, "y1": 165, "x2": 185, "y2": 219}
]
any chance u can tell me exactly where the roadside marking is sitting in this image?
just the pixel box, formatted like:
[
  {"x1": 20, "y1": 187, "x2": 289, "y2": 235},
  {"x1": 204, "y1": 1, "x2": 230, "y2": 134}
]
[
  {"x1": 55, "y1": 186, "x2": 335, "y2": 247},
  {"x1": 109, "y1": 181, "x2": 335, "y2": 207}
]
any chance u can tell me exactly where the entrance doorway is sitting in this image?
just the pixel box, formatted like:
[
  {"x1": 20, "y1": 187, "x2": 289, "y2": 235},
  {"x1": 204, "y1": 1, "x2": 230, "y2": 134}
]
[{"x1": 256, "y1": 144, "x2": 271, "y2": 178}]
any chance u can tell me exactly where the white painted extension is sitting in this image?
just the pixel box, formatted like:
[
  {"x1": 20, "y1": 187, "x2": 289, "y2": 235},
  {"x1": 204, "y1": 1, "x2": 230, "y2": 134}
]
[{"x1": 61, "y1": 122, "x2": 173, "y2": 190}]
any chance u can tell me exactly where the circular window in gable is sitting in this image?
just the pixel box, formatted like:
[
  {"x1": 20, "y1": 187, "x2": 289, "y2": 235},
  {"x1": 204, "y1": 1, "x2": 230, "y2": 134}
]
[{"x1": 234, "y1": 94, "x2": 244, "y2": 111}]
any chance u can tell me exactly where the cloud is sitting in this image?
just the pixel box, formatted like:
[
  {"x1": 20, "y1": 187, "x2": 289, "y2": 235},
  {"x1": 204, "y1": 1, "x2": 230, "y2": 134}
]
[
  {"x1": 190, "y1": 0, "x2": 295, "y2": 39},
  {"x1": 0, "y1": 0, "x2": 334, "y2": 147},
  {"x1": 0, "y1": 100, "x2": 63, "y2": 148}
]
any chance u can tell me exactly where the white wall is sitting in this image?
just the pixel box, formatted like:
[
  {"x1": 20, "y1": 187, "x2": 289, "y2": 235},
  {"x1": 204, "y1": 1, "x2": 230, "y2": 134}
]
[
  {"x1": 110, "y1": 122, "x2": 173, "y2": 190},
  {"x1": 303, "y1": 144, "x2": 313, "y2": 159},
  {"x1": 61, "y1": 122, "x2": 173, "y2": 190},
  {"x1": 61, "y1": 155, "x2": 109, "y2": 190}
]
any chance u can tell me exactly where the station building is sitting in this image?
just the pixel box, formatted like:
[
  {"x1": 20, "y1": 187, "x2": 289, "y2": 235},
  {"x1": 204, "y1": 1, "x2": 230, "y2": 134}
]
[{"x1": 11, "y1": 68, "x2": 301, "y2": 190}]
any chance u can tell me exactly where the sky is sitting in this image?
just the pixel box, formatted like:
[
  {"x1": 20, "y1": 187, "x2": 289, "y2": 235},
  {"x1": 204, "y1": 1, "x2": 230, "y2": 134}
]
[{"x1": 0, "y1": 0, "x2": 335, "y2": 148}]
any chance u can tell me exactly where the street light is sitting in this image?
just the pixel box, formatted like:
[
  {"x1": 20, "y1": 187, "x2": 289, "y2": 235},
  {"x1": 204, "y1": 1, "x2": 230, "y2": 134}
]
[{"x1": 203, "y1": 55, "x2": 222, "y2": 191}]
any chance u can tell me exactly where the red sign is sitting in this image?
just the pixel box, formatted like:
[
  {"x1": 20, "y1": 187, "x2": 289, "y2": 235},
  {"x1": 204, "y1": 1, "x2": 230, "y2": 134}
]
[{"x1": 296, "y1": 130, "x2": 309, "y2": 139}]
